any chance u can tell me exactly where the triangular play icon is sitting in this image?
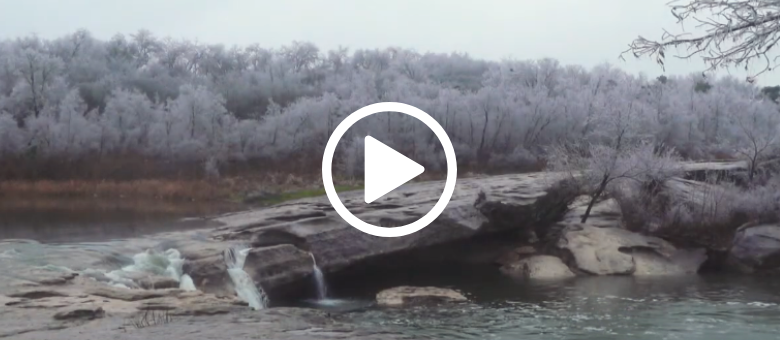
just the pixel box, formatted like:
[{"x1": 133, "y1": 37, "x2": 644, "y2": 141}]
[{"x1": 364, "y1": 136, "x2": 425, "y2": 203}]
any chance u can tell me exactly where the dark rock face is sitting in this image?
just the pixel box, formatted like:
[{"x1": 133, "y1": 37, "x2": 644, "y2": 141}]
[
  {"x1": 250, "y1": 229, "x2": 311, "y2": 251},
  {"x1": 8, "y1": 289, "x2": 69, "y2": 299},
  {"x1": 728, "y1": 223, "x2": 780, "y2": 273},
  {"x1": 53, "y1": 307, "x2": 105, "y2": 321},
  {"x1": 183, "y1": 172, "x2": 575, "y2": 297},
  {"x1": 137, "y1": 276, "x2": 180, "y2": 290},
  {"x1": 681, "y1": 161, "x2": 748, "y2": 185}
]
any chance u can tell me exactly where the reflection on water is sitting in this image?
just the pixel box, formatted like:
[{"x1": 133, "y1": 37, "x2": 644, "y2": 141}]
[{"x1": 0, "y1": 198, "x2": 236, "y2": 243}]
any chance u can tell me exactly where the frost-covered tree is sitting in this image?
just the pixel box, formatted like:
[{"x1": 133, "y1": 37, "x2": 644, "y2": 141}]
[
  {"x1": 2, "y1": 28, "x2": 780, "y2": 181},
  {"x1": 623, "y1": 0, "x2": 780, "y2": 81}
]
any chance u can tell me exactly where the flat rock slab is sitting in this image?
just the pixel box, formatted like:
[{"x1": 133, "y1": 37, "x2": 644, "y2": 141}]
[
  {"x1": 376, "y1": 286, "x2": 468, "y2": 306},
  {"x1": 86, "y1": 287, "x2": 184, "y2": 301},
  {"x1": 186, "y1": 172, "x2": 573, "y2": 295}
]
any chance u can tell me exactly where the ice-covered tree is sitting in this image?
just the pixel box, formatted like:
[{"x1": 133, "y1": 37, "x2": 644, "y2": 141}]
[{"x1": 623, "y1": 0, "x2": 780, "y2": 81}]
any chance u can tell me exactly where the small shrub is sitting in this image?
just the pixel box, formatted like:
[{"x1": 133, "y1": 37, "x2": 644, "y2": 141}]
[{"x1": 130, "y1": 310, "x2": 173, "y2": 329}]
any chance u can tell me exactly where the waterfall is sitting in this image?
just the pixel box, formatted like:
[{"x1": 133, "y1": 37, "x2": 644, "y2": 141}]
[
  {"x1": 309, "y1": 252, "x2": 328, "y2": 300},
  {"x1": 224, "y1": 245, "x2": 269, "y2": 310}
]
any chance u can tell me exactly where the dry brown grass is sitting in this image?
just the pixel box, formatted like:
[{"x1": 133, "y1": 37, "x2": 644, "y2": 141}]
[
  {"x1": 0, "y1": 151, "x2": 529, "y2": 203},
  {"x1": 0, "y1": 179, "x2": 226, "y2": 201},
  {"x1": 0, "y1": 197, "x2": 238, "y2": 215}
]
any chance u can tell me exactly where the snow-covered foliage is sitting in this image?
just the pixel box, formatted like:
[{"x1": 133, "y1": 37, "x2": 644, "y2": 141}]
[{"x1": 1, "y1": 30, "x2": 779, "y2": 178}]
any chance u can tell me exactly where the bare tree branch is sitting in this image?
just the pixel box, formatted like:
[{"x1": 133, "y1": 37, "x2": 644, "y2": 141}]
[{"x1": 621, "y1": 0, "x2": 780, "y2": 82}]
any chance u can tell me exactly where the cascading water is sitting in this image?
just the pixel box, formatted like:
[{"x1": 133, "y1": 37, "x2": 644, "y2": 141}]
[
  {"x1": 79, "y1": 248, "x2": 198, "y2": 291},
  {"x1": 224, "y1": 245, "x2": 269, "y2": 310},
  {"x1": 310, "y1": 252, "x2": 328, "y2": 300}
]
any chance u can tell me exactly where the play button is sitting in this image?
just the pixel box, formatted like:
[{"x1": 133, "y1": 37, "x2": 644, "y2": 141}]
[
  {"x1": 321, "y1": 102, "x2": 457, "y2": 238},
  {"x1": 364, "y1": 136, "x2": 425, "y2": 204}
]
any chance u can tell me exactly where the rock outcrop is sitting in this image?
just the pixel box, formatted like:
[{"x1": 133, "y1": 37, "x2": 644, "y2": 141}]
[
  {"x1": 728, "y1": 223, "x2": 780, "y2": 273},
  {"x1": 557, "y1": 225, "x2": 707, "y2": 276},
  {"x1": 376, "y1": 286, "x2": 468, "y2": 306},
  {"x1": 183, "y1": 172, "x2": 575, "y2": 297},
  {"x1": 498, "y1": 192, "x2": 707, "y2": 278}
]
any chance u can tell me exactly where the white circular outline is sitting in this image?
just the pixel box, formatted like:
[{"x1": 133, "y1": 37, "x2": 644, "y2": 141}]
[{"x1": 322, "y1": 102, "x2": 457, "y2": 238}]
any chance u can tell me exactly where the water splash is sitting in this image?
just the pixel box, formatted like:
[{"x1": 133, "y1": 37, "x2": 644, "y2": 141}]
[
  {"x1": 179, "y1": 274, "x2": 196, "y2": 291},
  {"x1": 97, "y1": 248, "x2": 189, "y2": 289},
  {"x1": 310, "y1": 252, "x2": 328, "y2": 300},
  {"x1": 75, "y1": 248, "x2": 197, "y2": 290},
  {"x1": 224, "y1": 245, "x2": 269, "y2": 310},
  {"x1": 0, "y1": 248, "x2": 19, "y2": 258}
]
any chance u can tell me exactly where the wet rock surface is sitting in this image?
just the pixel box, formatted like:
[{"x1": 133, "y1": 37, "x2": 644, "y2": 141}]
[{"x1": 376, "y1": 286, "x2": 468, "y2": 306}]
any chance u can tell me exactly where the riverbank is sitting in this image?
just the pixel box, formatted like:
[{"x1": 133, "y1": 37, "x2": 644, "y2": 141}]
[
  {"x1": 3, "y1": 161, "x2": 780, "y2": 339},
  {"x1": 0, "y1": 175, "x2": 364, "y2": 206}
]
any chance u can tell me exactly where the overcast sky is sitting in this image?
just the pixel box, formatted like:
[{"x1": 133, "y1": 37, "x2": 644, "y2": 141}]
[{"x1": 1, "y1": 0, "x2": 778, "y2": 85}]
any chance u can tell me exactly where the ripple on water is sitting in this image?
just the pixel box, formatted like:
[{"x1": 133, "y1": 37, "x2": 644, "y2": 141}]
[{"x1": 332, "y1": 277, "x2": 780, "y2": 340}]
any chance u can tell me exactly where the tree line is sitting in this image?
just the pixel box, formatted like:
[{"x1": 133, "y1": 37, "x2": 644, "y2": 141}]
[{"x1": 1, "y1": 29, "x2": 778, "y2": 180}]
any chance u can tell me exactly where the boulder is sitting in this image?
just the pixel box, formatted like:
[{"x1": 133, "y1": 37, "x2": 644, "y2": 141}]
[
  {"x1": 500, "y1": 255, "x2": 576, "y2": 279},
  {"x1": 376, "y1": 286, "x2": 468, "y2": 306},
  {"x1": 728, "y1": 223, "x2": 780, "y2": 273},
  {"x1": 495, "y1": 245, "x2": 537, "y2": 266},
  {"x1": 186, "y1": 172, "x2": 575, "y2": 296},
  {"x1": 557, "y1": 225, "x2": 707, "y2": 276}
]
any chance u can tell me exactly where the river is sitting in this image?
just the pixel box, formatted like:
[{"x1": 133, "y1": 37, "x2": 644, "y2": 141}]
[{"x1": 1, "y1": 201, "x2": 780, "y2": 340}]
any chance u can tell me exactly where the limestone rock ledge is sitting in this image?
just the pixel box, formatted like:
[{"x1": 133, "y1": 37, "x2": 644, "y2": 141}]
[{"x1": 182, "y1": 172, "x2": 575, "y2": 297}]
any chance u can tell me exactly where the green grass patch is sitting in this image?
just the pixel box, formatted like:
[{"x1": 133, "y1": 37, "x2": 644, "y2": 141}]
[{"x1": 247, "y1": 184, "x2": 363, "y2": 206}]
